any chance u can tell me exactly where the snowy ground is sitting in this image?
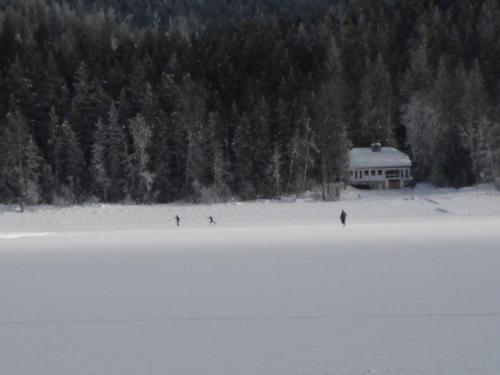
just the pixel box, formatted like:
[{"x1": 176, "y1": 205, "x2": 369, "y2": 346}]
[{"x1": 1, "y1": 185, "x2": 500, "y2": 375}]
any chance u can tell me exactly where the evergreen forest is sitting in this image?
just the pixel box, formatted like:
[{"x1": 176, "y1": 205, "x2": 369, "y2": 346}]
[{"x1": 1, "y1": 0, "x2": 500, "y2": 206}]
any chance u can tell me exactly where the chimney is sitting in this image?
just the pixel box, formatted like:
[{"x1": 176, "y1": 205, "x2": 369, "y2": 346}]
[{"x1": 371, "y1": 142, "x2": 382, "y2": 152}]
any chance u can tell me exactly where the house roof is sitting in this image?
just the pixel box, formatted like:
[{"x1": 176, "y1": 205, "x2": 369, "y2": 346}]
[{"x1": 349, "y1": 147, "x2": 411, "y2": 169}]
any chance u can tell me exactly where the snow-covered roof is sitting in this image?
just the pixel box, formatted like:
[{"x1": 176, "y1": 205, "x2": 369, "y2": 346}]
[{"x1": 349, "y1": 147, "x2": 411, "y2": 169}]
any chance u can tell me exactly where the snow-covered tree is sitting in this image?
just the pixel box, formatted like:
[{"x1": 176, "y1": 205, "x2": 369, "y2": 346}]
[
  {"x1": 203, "y1": 111, "x2": 232, "y2": 202},
  {"x1": 49, "y1": 109, "x2": 85, "y2": 200},
  {"x1": 172, "y1": 74, "x2": 208, "y2": 200},
  {"x1": 269, "y1": 146, "x2": 282, "y2": 198},
  {"x1": 211, "y1": 146, "x2": 232, "y2": 201},
  {"x1": 312, "y1": 64, "x2": 351, "y2": 200},
  {"x1": 130, "y1": 114, "x2": 153, "y2": 203},
  {"x1": 0, "y1": 107, "x2": 42, "y2": 211},
  {"x1": 105, "y1": 102, "x2": 130, "y2": 201},
  {"x1": 258, "y1": 98, "x2": 274, "y2": 186},
  {"x1": 293, "y1": 106, "x2": 317, "y2": 198},
  {"x1": 460, "y1": 63, "x2": 494, "y2": 183},
  {"x1": 490, "y1": 119, "x2": 500, "y2": 180},
  {"x1": 401, "y1": 96, "x2": 439, "y2": 181},
  {"x1": 90, "y1": 118, "x2": 111, "y2": 200},
  {"x1": 70, "y1": 62, "x2": 109, "y2": 158},
  {"x1": 427, "y1": 60, "x2": 469, "y2": 186}
]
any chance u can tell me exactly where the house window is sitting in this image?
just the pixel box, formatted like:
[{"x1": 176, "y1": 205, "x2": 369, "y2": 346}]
[
  {"x1": 378, "y1": 170, "x2": 383, "y2": 176},
  {"x1": 385, "y1": 169, "x2": 400, "y2": 179},
  {"x1": 364, "y1": 170, "x2": 369, "y2": 176},
  {"x1": 371, "y1": 170, "x2": 376, "y2": 176}
]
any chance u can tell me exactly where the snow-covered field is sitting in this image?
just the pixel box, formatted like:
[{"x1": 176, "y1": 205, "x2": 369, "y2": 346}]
[{"x1": 1, "y1": 185, "x2": 500, "y2": 375}]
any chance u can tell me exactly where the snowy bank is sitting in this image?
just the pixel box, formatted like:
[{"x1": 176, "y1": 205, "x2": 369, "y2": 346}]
[{"x1": 0, "y1": 184, "x2": 499, "y2": 233}]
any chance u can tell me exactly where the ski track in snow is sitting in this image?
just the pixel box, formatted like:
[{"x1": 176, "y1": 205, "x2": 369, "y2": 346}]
[{"x1": 1, "y1": 311, "x2": 500, "y2": 327}]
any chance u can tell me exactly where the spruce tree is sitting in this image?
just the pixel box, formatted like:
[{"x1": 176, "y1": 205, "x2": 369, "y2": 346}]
[
  {"x1": 205, "y1": 111, "x2": 232, "y2": 202},
  {"x1": 90, "y1": 118, "x2": 111, "y2": 201},
  {"x1": 105, "y1": 102, "x2": 130, "y2": 201},
  {"x1": 150, "y1": 73, "x2": 181, "y2": 202},
  {"x1": 252, "y1": 96, "x2": 272, "y2": 196},
  {"x1": 232, "y1": 112, "x2": 255, "y2": 199},
  {"x1": 429, "y1": 60, "x2": 470, "y2": 186},
  {"x1": 70, "y1": 62, "x2": 109, "y2": 160},
  {"x1": 293, "y1": 105, "x2": 316, "y2": 197},
  {"x1": 360, "y1": 54, "x2": 395, "y2": 146},
  {"x1": 269, "y1": 146, "x2": 282, "y2": 198},
  {"x1": 5, "y1": 58, "x2": 33, "y2": 118},
  {"x1": 461, "y1": 62, "x2": 494, "y2": 183},
  {"x1": 52, "y1": 116, "x2": 85, "y2": 201},
  {"x1": 312, "y1": 84, "x2": 350, "y2": 200},
  {"x1": 0, "y1": 106, "x2": 42, "y2": 211},
  {"x1": 130, "y1": 114, "x2": 153, "y2": 203},
  {"x1": 172, "y1": 74, "x2": 208, "y2": 200}
]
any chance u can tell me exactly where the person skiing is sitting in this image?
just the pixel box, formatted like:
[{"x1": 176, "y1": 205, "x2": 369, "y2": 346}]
[
  {"x1": 175, "y1": 215, "x2": 180, "y2": 226},
  {"x1": 340, "y1": 210, "x2": 347, "y2": 227},
  {"x1": 209, "y1": 216, "x2": 216, "y2": 225}
]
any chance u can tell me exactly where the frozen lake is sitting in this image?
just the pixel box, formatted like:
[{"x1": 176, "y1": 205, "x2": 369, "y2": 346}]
[{"x1": 1, "y1": 186, "x2": 500, "y2": 375}]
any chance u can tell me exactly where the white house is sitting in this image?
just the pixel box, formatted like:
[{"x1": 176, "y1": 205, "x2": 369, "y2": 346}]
[{"x1": 348, "y1": 143, "x2": 412, "y2": 189}]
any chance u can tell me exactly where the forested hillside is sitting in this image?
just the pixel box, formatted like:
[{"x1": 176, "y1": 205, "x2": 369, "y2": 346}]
[
  {"x1": 49, "y1": 0, "x2": 336, "y2": 25},
  {"x1": 0, "y1": 0, "x2": 499, "y2": 205}
]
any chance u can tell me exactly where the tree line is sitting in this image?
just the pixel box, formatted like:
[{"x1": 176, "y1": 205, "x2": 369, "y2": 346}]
[{"x1": 0, "y1": 0, "x2": 499, "y2": 207}]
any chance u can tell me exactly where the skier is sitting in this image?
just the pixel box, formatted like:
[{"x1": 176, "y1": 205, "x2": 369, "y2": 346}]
[
  {"x1": 209, "y1": 216, "x2": 216, "y2": 225},
  {"x1": 175, "y1": 215, "x2": 180, "y2": 226},
  {"x1": 340, "y1": 210, "x2": 347, "y2": 227}
]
